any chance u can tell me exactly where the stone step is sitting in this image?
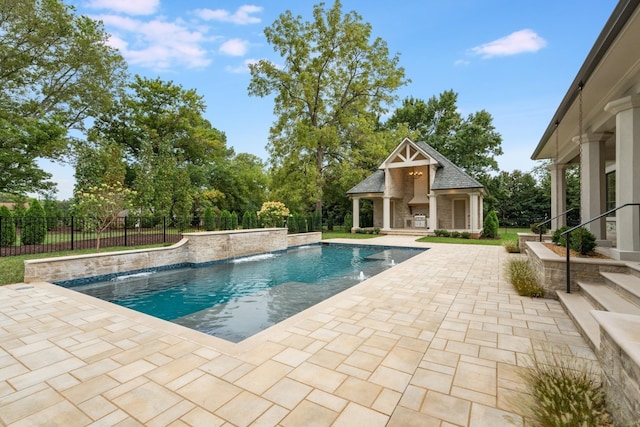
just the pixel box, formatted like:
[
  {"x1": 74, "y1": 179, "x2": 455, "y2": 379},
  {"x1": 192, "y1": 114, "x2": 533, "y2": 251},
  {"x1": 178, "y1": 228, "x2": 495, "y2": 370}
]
[
  {"x1": 600, "y1": 271, "x2": 640, "y2": 307},
  {"x1": 579, "y1": 281, "x2": 640, "y2": 315},
  {"x1": 557, "y1": 291, "x2": 600, "y2": 351}
]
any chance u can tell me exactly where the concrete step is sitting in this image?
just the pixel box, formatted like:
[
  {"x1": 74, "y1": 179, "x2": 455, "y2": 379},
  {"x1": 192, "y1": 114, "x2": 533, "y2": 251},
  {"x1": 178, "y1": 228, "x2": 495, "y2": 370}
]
[
  {"x1": 557, "y1": 291, "x2": 600, "y2": 351},
  {"x1": 601, "y1": 271, "x2": 640, "y2": 307},
  {"x1": 579, "y1": 281, "x2": 640, "y2": 315}
]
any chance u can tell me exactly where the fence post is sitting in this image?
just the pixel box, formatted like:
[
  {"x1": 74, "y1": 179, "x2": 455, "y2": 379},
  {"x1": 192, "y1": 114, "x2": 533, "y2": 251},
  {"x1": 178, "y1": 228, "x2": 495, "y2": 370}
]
[
  {"x1": 71, "y1": 216, "x2": 74, "y2": 250},
  {"x1": 163, "y1": 216, "x2": 166, "y2": 243},
  {"x1": 124, "y1": 216, "x2": 127, "y2": 247}
]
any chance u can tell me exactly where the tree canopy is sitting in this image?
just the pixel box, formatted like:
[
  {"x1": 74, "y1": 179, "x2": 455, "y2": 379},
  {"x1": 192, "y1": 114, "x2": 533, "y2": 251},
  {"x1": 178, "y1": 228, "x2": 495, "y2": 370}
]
[
  {"x1": 248, "y1": 0, "x2": 408, "y2": 213},
  {"x1": 0, "y1": 0, "x2": 127, "y2": 195},
  {"x1": 385, "y1": 91, "x2": 503, "y2": 179}
]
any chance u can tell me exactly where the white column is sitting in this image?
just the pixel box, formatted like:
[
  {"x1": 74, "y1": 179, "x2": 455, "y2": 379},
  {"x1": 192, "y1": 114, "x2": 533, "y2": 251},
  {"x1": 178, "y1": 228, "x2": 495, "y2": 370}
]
[
  {"x1": 549, "y1": 163, "x2": 567, "y2": 230},
  {"x1": 469, "y1": 192, "x2": 479, "y2": 232},
  {"x1": 605, "y1": 95, "x2": 640, "y2": 261},
  {"x1": 429, "y1": 194, "x2": 437, "y2": 230},
  {"x1": 383, "y1": 197, "x2": 391, "y2": 230},
  {"x1": 578, "y1": 132, "x2": 608, "y2": 240},
  {"x1": 352, "y1": 197, "x2": 360, "y2": 232}
]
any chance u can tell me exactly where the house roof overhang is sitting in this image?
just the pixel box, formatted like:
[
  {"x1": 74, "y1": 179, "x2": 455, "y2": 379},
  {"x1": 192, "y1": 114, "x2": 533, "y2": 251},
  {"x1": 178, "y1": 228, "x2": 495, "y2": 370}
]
[{"x1": 532, "y1": 0, "x2": 640, "y2": 163}]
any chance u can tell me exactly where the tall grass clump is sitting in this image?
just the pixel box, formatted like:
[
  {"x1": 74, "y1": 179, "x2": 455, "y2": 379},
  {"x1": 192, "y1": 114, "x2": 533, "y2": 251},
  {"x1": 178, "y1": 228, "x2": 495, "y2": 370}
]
[
  {"x1": 521, "y1": 350, "x2": 612, "y2": 426},
  {"x1": 503, "y1": 239, "x2": 520, "y2": 253},
  {"x1": 504, "y1": 257, "x2": 543, "y2": 297}
]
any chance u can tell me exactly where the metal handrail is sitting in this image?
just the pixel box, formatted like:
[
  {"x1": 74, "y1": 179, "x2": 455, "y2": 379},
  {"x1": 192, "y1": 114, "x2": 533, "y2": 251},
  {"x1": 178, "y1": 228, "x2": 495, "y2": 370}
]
[
  {"x1": 532, "y1": 208, "x2": 575, "y2": 242},
  {"x1": 561, "y1": 203, "x2": 640, "y2": 293}
]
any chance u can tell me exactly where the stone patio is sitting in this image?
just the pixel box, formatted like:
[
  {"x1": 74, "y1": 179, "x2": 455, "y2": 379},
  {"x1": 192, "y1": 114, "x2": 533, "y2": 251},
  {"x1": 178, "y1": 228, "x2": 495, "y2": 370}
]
[{"x1": 0, "y1": 237, "x2": 598, "y2": 426}]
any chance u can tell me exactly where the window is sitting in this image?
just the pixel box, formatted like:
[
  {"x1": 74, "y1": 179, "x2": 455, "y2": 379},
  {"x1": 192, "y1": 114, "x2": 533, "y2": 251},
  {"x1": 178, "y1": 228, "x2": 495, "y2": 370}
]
[{"x1": 606, "y1": 171, "x2": 616, "y2": 215}]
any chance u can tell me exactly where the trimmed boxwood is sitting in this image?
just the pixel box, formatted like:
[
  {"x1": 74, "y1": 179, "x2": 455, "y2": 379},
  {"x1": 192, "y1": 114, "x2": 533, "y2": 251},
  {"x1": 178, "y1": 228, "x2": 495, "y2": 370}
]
[
  {"x1": 21, "y1": 199, "x2": 47, "y2": 245},
  {"x1": 0, "y1": 206, "x2": 16, "y2": 247}
]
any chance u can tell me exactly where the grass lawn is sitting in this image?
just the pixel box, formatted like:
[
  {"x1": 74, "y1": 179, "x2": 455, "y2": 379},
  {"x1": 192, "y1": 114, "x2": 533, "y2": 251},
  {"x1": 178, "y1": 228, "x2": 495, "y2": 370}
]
[
  {"x1": 416, "y1": 227, "x2": 528, "y2": 246},
  {"x1": 0, "y1": 244, "x2": 170, "y2": 285},
  {"x1": 323, "y1": 227, "x2": 528, "y2": 245},
  {"x1": 321, "y1": 231, "x2": 381, "y2": 239}
]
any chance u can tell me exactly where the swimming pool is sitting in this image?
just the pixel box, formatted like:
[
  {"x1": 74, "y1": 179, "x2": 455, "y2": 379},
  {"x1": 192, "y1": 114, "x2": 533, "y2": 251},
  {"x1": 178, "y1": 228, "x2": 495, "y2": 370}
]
[{"x1": 69, "y1": 244, "x2": 424, "y2": 342}]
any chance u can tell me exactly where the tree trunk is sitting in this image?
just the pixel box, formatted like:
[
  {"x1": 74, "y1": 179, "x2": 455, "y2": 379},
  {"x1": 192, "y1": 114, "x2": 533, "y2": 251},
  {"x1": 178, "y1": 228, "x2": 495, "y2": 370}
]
[{"x1": 315, "y1": 145, "x2": 324, "y2": 214}]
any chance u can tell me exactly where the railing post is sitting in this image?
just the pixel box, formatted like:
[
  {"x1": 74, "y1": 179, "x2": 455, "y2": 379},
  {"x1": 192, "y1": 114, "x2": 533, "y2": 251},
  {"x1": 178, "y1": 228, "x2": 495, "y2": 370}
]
[
  {"x1": 124, "y1": 217, "x2": 127, "y2": 247},
  {"x1": 163, "y1": 216, "x2": 166, "y2": 243},
  {"x1": 71, "y1": 216, "x2": 74, "y2": 251},
  {"x1": 566, "y1": 233, "x2": 571, "y2": 293}
]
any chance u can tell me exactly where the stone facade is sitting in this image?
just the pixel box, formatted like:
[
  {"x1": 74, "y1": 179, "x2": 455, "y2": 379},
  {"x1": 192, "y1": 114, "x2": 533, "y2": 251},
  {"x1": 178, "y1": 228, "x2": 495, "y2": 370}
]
[
  {"x1": 525, "y1": 242, "x2": 628, "y2": 297},
  {"x1": 593, "y1": 311, "x2": 640, "y2": 426},
  {"x1": 24, "y1": 229, "x2": 322, "y2": 284}
]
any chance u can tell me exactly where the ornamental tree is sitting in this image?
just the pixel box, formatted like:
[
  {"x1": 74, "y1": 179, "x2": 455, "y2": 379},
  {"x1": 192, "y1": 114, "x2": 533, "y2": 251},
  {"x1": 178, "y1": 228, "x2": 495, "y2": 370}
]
[
  {"x1": 257, "y1": 201, "x2": 290, "y2": 228},
  {"x1": 74, "y1": 182, "x2": 136, "y2": 251}
]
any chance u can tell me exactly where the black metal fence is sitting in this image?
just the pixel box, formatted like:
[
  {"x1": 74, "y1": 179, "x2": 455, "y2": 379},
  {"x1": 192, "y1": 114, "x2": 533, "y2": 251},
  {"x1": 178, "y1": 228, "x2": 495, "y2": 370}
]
[{"x1": 0, "y1": 216, "x2": 204, "y2": 257}]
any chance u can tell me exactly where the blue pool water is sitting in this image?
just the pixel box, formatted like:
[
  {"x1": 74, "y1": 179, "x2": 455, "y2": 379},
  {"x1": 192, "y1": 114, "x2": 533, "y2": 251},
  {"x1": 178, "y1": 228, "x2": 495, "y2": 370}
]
[{"x1": 70, "y1": 244, "x2": 424, "y2": 342}]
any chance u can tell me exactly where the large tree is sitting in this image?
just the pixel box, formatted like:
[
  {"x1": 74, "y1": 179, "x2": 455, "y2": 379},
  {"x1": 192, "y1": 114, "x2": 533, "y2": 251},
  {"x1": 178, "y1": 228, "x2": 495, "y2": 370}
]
[
  {"x1": 248, "y1": 0, "x2": 408, "y2": 213},
  {"x1": 85, "y1": 76, "x2": 231, "y2": 218},
  {"x1": 0, "y1": 0, "x2": 127, "y2": 194},
  {"x1": 385, "y1": 91, "x2": 503, "y2": 179}
]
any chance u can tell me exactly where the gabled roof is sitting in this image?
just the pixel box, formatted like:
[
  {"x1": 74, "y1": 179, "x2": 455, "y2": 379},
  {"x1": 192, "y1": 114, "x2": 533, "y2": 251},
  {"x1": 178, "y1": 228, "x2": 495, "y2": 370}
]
[
  {"x1": 414, "y1": 141, "x2": 483, "y2": 190},
  {"x1": 347, "y1": 169, "x2": 385, "y2": 194},
  {"x1": 347, "y1": 138, "x2": 483, "y2": 195}
]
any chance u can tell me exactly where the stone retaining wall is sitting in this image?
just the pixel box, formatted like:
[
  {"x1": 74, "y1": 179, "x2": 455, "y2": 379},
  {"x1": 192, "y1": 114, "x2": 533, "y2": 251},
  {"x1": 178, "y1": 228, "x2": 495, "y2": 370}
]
[
  {"x1": 24, "y1": 229, "x2": 322, "y2": 284},
  {"x1": 525, "y1": 242, "x2": 628, "y2": 296}
]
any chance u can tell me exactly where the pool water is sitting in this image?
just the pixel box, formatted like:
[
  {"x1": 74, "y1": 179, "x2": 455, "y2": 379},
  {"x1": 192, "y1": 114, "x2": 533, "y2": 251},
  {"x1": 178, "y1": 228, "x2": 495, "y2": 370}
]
[{"x1": 70, "y1": 244, "x2": 424, "y2": 342}]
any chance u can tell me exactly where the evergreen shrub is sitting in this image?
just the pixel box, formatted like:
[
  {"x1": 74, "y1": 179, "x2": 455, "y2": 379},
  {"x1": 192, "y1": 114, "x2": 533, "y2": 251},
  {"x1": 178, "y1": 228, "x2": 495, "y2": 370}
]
[
  {"x1": 204, "y1": 207, "x2": 216, "y2": 231},
  {"x1": 21, "y1": 200, "x2": 47, "y2": 245},
  {"x1": 0, "y1": 206, "x2": 16, "y2": 247},
  {"x1": 482, "y1": 210, "x2": 499, "y2": 239},
  {"x1": 570, "y1": 227, "x2": 597, "y2": 255}
]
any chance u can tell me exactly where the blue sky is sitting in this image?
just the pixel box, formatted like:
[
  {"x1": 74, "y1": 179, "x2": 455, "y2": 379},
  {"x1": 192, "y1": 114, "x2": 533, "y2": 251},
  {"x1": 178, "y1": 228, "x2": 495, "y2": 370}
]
[{"x1": 46, "y1": 0, "x2": 618, "y2": 199}]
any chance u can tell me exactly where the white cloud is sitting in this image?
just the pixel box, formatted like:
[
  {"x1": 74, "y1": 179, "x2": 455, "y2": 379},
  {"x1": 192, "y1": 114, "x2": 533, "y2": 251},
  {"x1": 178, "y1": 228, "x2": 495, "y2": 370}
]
[
  {"x1": 226, "y1": 58, "x2": 259, "y2": 74},
  {"x1": 219, "y1": 39, "x2": 249, "y2": 56},
  {"x1": 454, "y1": 59, "x2": 470, "y2": 67},
  {"x1": 195, "y1": 5, "x2": 262, "y2": 25},
  {"x1": 471, "y1": 29, "x2": 547, "y2": 58},
  {"x1": 99, "y1": 15, "x2": 212, "y2": 70},
  {"x1": 85, "y1": 0, "x2": 159, "y2": 15}
]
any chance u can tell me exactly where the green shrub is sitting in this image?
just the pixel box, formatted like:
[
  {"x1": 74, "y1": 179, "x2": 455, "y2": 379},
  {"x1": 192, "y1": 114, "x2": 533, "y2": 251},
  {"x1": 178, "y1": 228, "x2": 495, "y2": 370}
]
[
  {"x1": 241, "y1": 211, "x2": 250, "y2": 229},
  {"x1": 11, "y1": 202, "x2": 26, "y2": 229},
  {"x1": 503, "y1": 239, "x2": 520, "y2": 253},
  {"x1": 521, "y1": 350, "x2": 612, "y2": 426},
  {"x1": 231, "y1": 212, "x2": 238, "y2": 230},
  {"x1": 482, "y1": 210, "x2": 499, "y2": 239},
  {"x1": 219, "y1": 210, "x2": 232, "y2": 230},
  {"x1": 0, "y1": 206, "x2": 16, "y2": 247},
  {"x1": 570, "y1": 227, "x2": 597, "y2": 255},
  {"x1": 434, "y1": 229, "x2": 450, "y2": 237},
  {"x1": 373, "y1": 227, "x2": 380, "y2": 235},
  {"x1": 21, "y1": 199, "x2": 47, "y2": 245},
  {"x1": 504, "y1": 257, "x2": 543, "y2": 297},
  {"x1": 343, "y1": 213, "x2": 353, "y2": 231},
  {"x1": 530, "y1": 222, "x2": 548, "y2": 234},
  {"x1": 552, "y1": 225, "x2": 571, "y2": 246},
  {"x1": 450, "y1": 231, "x2": 461, "y2": 238},
  {"x1": 326, "y1": 214, "x2": 334, "y2": 231},
  {"x1": 460, "y1": 231, "x2": 470, "y2": 239},
  {"x1": 204, "y1": 207, "x2": 216, "y2": 231}
]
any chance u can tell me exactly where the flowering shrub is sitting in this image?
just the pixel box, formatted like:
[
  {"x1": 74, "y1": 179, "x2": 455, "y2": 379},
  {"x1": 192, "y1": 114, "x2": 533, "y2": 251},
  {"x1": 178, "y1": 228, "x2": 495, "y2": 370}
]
[
  {"x1": 74, "y1": 182, "x2": 136, "y2": 251},
  {"x1": 257, "y1": 201, "x2": 290, "y2": 228}
]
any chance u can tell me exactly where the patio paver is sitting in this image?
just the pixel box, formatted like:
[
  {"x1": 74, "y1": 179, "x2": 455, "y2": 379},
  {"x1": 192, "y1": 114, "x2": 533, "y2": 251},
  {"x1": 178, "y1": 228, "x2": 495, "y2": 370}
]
[{"x1": 0, "y1": 237, "x2": 599, "y2": 426}]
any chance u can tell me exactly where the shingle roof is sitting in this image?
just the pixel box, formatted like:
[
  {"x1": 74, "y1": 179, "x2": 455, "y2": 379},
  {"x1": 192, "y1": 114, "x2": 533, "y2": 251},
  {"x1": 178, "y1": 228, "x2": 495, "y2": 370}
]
[
  {"x1": 346, "y1": 169, "x2": 385, "y2": 194},
  {"x1": 347, "y1": 140, "x2": 483, "y2": 195},
  {"x1": 415, "y1": 141, "x2": 484, "y2": 190}
]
